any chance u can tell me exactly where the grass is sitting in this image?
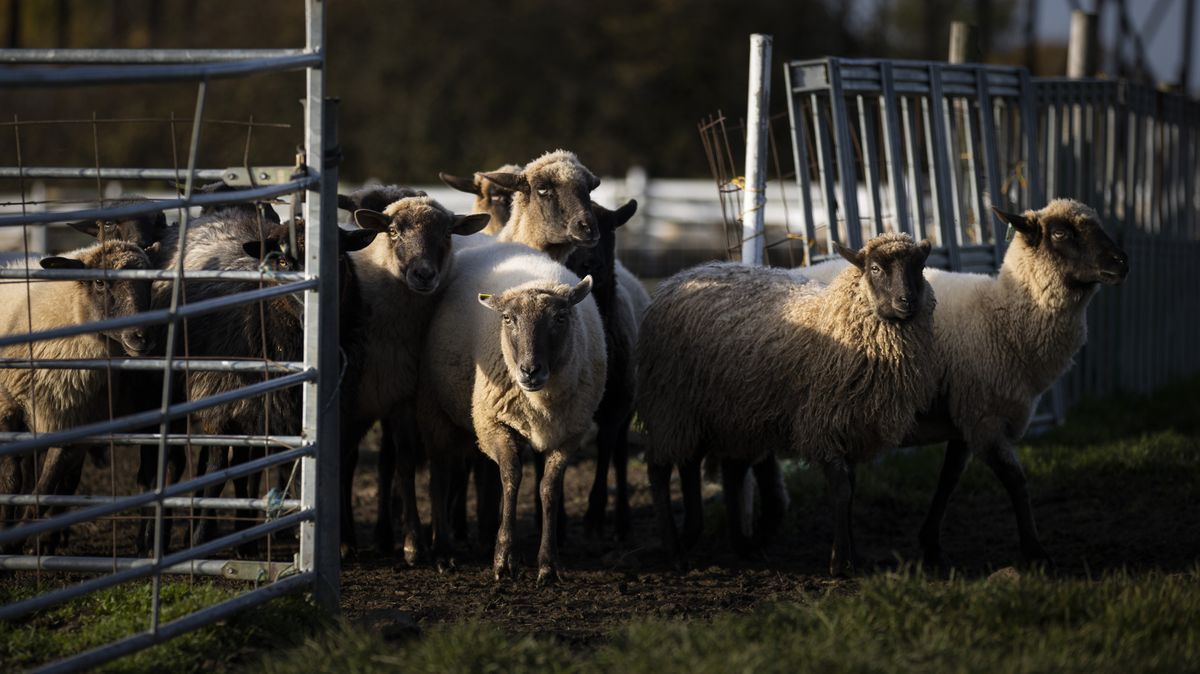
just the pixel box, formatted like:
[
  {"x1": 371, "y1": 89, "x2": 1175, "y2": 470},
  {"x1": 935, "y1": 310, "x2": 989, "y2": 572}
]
[
  {"x1": 0, "y1": 579, "x2": 326, "y2": 673},
  {"x1": 248, "y1": 569, "x2": 1200, "y2": 674}
]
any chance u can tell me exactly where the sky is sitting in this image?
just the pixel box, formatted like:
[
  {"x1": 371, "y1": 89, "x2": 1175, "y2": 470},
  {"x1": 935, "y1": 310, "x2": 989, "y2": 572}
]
[{"x1": 1036, "y1": 0, "x2": 1200, "y2": 93}]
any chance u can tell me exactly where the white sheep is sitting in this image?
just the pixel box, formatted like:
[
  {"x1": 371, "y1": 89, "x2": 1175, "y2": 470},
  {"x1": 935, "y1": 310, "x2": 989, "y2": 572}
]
[
  {"x1": 637, "y1": 233, "x2": 937, "y2": 575},
  {"x1": 0, "y1": 241, "x2": 155, "y2": 551},
  {"x1": 417, "y1": 241, "x2": 606, "y2": 584},
  {"x1": 793, "y1": 200, "x2": 1129, "y2": 566}
]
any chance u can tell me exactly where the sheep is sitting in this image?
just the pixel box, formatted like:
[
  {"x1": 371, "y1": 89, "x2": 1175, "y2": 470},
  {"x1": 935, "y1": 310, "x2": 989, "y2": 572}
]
[
  {"x1": 439, "y1": 164, "x2": 522, "y2": 235},
  {"x1": 339, "y1": 195, "x2": 489, "y2": 559},
  {"x1": 417, "y1": 241, "x2": 606, "y2": 583},
  {"x1": 480, "y1": 150, "x2": 602, "y2": 263},
  {"x1": 564, "y1": 199, "x2": 647, "y2": 540},
  {"x1": 337, "y1": 184, "x2": 427, "y2": 214},
  {"x1": 637, "y1": 233, "x2": 937, "y2": 575},
  {"x1": 793, "y1": 200, "x2": 1129, "y2": 567},
  {"x1": 67, "y1": 196, "x2": 169, "y2": 250},
  {"x1": 0, "y1": 384, "x2": 28, "y2": 539},
  {"x1": 0, "y1": 241, "x2": 155, "y2": 552}
]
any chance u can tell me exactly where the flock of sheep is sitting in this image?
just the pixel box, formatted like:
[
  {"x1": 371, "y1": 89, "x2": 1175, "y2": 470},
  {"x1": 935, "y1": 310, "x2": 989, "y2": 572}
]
[{"x1": 0, "y1": 149, "x2": 1130, "y2": 584}]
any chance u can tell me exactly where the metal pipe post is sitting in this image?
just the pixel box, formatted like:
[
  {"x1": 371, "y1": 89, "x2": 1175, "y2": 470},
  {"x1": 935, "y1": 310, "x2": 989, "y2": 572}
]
[
  {"x1": 741, "y1": 33, "x2": 772, "y2": 266},
  {"x1": 1068, "y1": 10, "x2": 1099, "y2": 78}
]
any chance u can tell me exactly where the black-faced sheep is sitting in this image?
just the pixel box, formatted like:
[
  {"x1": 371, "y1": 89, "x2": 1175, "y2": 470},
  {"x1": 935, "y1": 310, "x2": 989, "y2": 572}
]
[
  {"x1": 339, "y1": 195, "x2": 489, "y2": 559},
  {"x1": 0, "y1": 241, "x2": 155, "y2": 551},
  {"x1": 417, "y1": 242, "x2": 606, "y2": 583},
  {"x1": 481, "y1": 150, "x2": 601, "y2": 263},
  {"x1": 797, "y1": 199, "x2": 1129, "y2": 567},
  {"x1": 67, "y1": 196, "x2": 169, "y2": 250},
  {"x1": 637, "y1": 233, "x2": 937, "y2": 575},
  {"x1": 439, "y1": 164, "x2": 522, "y2": 235}
]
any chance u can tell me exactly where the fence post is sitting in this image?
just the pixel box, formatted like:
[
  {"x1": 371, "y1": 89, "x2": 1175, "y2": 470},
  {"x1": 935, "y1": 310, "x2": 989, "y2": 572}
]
[
  {"x1": 1068, "y1": 10, "x2": 1099, "y2": 78},
  {"x1": 741, "y1": 33, "x2": 772, "y2": 266},
  {"x1": 948, "y1": 21, "x2": 977, "y2": 64}
]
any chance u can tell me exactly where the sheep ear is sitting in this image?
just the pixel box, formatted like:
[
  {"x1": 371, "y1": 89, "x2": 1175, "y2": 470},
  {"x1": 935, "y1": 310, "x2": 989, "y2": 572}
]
[
  {"x1": 917, "y1": 239, "x2": 932, "y2": 261},
  {"x1": 992, "y1": 207, "x2": 1039, "y2": 244},
  {"x1": 480, "y1": 171, "x2": 529, "y2": 194},
  {"x1": 354, "y1": 208, "x2": 391, "y2": 231},
  {"x1": 144, "y1": 241, "x2": 162, "y2": 257},
  {"x1": 439, "y1": 172, "x2": 481, "y2": 196},
  {"x1": 242, "y1": 240, "x2": 267, "y2": 260},
  {"x1": 611, "y1": 199, "x2": 637, "y2": 228},
  {"x1": 337, "y1": 194, "x2": 358, "y2": 212},
  {"x1": 67, "y1": 219, "x2": 100, "y2": 237},
  {"x1": 833, "y1": 241, "x2": 866, "y2": 269},
  {"x1": 452, "y1": 213, "x2": 490, "y2": 236},
  {"x1": 586, "y1": 171, "x2": 601, "y2": 191},
  {"x1": 478, "y1": 293, "x2": 499, "y2": 311},
  {"x1": 567, "y1": 275, "x2": 593, "y2": 306},
  {"x1": 152, "y1": 212, "x2": 168, "y2": 230},
  {"x1": 339, "y1": 227, "x2": 380, "y2": 253},
  {"x1": 39, "y1": 256, "x2": 86, "y2": 270}
]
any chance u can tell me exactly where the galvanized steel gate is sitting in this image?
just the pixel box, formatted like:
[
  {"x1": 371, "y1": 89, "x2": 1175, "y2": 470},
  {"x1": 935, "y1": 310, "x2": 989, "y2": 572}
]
[
  {"x1": 783, "y1": 57, "x2": 1200, "y2": 416},
  {"x1": 0, "y1": 1, "x2": 340, "y2": 671}
]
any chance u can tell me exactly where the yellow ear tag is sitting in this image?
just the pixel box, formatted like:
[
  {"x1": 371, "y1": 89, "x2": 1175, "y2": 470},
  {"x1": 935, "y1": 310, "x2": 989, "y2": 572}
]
[{"x1": 1005, "y1": 224, "x2": 1015, "y2": 242}]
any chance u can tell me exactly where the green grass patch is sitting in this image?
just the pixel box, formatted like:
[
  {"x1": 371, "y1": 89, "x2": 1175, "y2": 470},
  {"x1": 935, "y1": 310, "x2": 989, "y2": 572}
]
[
  {"x1": 0, "y1": 579, "x2": 326, "y2": 673},
  {"x1": 248, "y1": 569, "x2": 1200, "y2": 674}
]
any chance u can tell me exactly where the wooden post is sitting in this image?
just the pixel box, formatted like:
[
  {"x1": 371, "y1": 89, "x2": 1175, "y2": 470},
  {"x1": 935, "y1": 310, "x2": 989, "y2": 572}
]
[
  {"x1": 1068, "y1": 10, "x2": 1099, "y2": 78},
  {"x1": 948, "y1": 21, "x2": 977, "y2": 64}
]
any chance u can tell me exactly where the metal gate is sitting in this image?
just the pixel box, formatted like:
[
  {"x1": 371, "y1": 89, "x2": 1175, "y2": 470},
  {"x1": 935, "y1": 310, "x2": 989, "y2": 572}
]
[{"x1": 0, "y1": 1, "x2": 340, "y2": 671}]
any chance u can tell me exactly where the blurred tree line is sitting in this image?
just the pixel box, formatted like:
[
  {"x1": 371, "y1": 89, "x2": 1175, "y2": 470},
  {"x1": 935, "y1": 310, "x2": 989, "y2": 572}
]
[{"x1": 1, "y1": 0, "x2": 1023, "y2": 182}]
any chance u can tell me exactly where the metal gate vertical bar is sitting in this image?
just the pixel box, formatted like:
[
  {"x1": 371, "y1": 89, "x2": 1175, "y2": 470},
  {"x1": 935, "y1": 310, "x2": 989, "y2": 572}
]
[
  {"x1": 926, "y1": 64, "x2": 960, "y2": 269},
  {"x1": 974, "y1": 70, "x2": 1005, "y2": 266},
  {"x1": 827, "y1": 59, "x2": 863, "y2": 249},
  {"x1": 783, "y1": 64, "x2": 817, "y2": 263},
  {"x1": 298, "y1": 0, "x2": 340, "y2": 611},
  {"x1": 812, "y1": 91, "x2": 839, "y2": 255},
  {"x1": 879, "y1": 63, "x2": 913, "y2": 236}
]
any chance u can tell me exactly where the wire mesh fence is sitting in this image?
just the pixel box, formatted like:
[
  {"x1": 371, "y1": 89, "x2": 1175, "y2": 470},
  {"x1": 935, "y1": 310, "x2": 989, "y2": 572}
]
[{"x1": 0, "y1": 2, "x2": 339, "y2": 671}]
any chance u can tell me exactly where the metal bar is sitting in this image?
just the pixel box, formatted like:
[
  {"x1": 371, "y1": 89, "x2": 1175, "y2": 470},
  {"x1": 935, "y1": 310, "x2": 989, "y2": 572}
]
[
  {"x1": 0, "y1": 511, "x2": 312, "y2": 623},
  {"x1": 813, "y1": 91, "x2": 840, "y2": 254},
  {"x1": 0, "y1": 445, "x2": 313, "y2": 548},
  {"x1": 0, "y1": 167, "x2": 227, "y2": 180},
  {"x1": 0, "y1": 357, "x2": 303, "y2": 373},
  {"x1": 858, "y1": 94, "x2": 885, "y2": 237},
  {"x1": 740, "y1": 34, "x2": 772, "y2": 266},
  {"x1": 0, "y1": 555, "x2": 295, "y2": 581},
  {"x1": 1018, "y1": 69, "x2": 1044, "y2": 204},
  {"x1": 0, "y1": 432, "x2": 302, "y2": 446},
  {"x1": 879, "y1": 62, "x2": 913, "y2": 235},
  {"x1": 975, "y1": 69, "x2": 1005, "y2": 267},
  {"x1": 0, "y1": 53, "x2": 323, "y2": 88},
  {"x1": 902, "y1": 97, "x2": 930, "y2": 242},
  {"x1": 34, "y1": 572, "x2": 313, "y2": 674},
  {"x1": 0, "y1": 370, "x2": 315, "y2": 460},
  {"x1": 783, "y1": 63, "x2": 816, "y2": 264},
  {"x1": 0, "y1": 495, "x2": 301, "y2": 511},
  {"x1": 0, "y1": 177, "x2": 315, "y2": 227},
  {"x1": 0, "y1": 48, "x2": 308, "y2": 64},
  {"x1": 301, "y1": 0, "x2": 339, "y2": 608},
  {"x1": 926, "y1": 64, "x2": 961, "y2": 269},
  {"x1": 828, "y1": 59, "x2": 863, "y2": 249},
  {"x1": 0, "y1": 278, "x2": 317, "y2": 348},
  {"x1": 0, "y1": 268, "x2": 306, "y2": 282}
]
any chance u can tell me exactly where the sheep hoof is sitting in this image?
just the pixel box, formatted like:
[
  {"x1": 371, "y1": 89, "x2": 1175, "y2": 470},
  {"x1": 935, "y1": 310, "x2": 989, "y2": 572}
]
[
  {"x1": 536, "y1": 565, "x2": 563, "y2": 587},
  {"x1": 435, "y1": 557, "x2": 457, "y2": 574},
  {"x1": 493, "y1": 554, "x2": 517, "y2": 581},
  {"x1": 403, "y1": 540, "x2": 426, "y2": 567}
]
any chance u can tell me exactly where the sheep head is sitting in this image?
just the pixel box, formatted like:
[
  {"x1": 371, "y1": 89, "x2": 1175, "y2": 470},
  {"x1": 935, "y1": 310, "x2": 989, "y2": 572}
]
[
  {"x1": 994, "y1": 200, "x2": 1129, "y2": 287},
  {"x1": 353, "y1": 196, "x2": 489, "y2": 294},
  {"x1": 440, "y1": 164, "x2": 521, "y2": 233},
  {"x1": 478, "y1": 276, "x2": 594, "y2": 392},
  {"x1": 336, "y1": 185, "x2": 427, "y2": 214},
  {"x1": 482, "y1": 150, "x2": 601, "y2": 249},
  {"x1": 68, "y1": 197, "x2": 168, "y2": 250},
  {"x1": 565, "y1": 199, "x2": 637, "y2": 312},
  {"x1": 836, "y1": 233, "x2": 933, "y2": 322},
  {"x1": 39, "y1": 241, "x2": 155, "y2": 356}
]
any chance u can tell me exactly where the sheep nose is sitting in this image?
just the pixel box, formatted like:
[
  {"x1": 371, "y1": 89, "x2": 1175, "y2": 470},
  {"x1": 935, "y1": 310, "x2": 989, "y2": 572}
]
[
  {"x1": 413, "y1": 266, "x2": 435, "y2": 283},
  {"x1": 520, "y1": 362, "x2": 542, "y2": 378}
]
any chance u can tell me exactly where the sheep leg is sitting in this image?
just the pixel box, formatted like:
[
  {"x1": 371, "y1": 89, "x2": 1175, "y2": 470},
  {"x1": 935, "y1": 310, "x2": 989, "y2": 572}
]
[
  {"x1": 918, "y1": 438, "x2": 972, "y2": 568},
  {"x1": 374, "y1": 420, "x2": 398, "y2": 556},
  {"x1": 612, "y1": 418, "x2": 632, "y2": 541},
  {"x1": 980, "y1": 442, "x2": 1051, "y2": 567},
  {"x1": 532, "y1": 450, "x2": 568, "y2": 548},
  {"x1": 449, "y1": 462, "x2": 469, "y2": 543},
  {"x1": 24, "y1": 446, "x2": 82, "y2": 554},
  {"x1": 231, "y1": 446, "x2": 262, "y2": 558},
  {"x1": 680, "y1": 458, "x2": 704, "y2": 551},
  {"x1": 428, "y1": 456, "x2": 455, "y2": 572},
  {"x1": 822, "y1": 457, "x2": 855, "y2": 577},
  {"x1": 489, "y1": 433, "x2": 522, "y2": 581},
  {"x1": 583, "y1": 417, "x2": 614, "y2": 538},
  {"x1": 648, "y1": 461, "x2": 684, "y2": 569},
  {"x1": 536, "y1": 448, "x2": 568, "y2": 586},
  {"x1": 191, "y1": 447, "x2": 229, "y2": 547},
  {"x1": 721, "y1": 458, "x2": 756, "y2": 557},
  {"x1": 339, "y1": 420, "x2": 368, "y2": 558},
  {"x1": 474, "y1": 453, "x2": 500, "y2": 551},
  {"x1": 752, "y1": 454, "x2": 788, "y2": 551}
]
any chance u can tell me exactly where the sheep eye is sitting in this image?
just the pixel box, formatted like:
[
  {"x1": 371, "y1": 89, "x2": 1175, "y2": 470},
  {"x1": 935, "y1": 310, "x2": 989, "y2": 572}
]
[
  {"x1": 536, "y1": 187, "x2": 551, "y2": 197},
  {"x1": 870, "y1": 264, "x2": 883, "y2": 276},
  {"x1": 1052, "y1": 229, "x2": 1070, "y2": 240},
  {"x1": 502, "y1": 314, "x2": 513, "y2": 325},
  {"x1": 388, "y1": 227, "x2": 399, "y2": 241},
  {"x1": 102, "y1": 222, "x2": 116, "y2": 231},
  {"x1": 92, "y1": 280, "x2": 107, "y2": 291}
]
